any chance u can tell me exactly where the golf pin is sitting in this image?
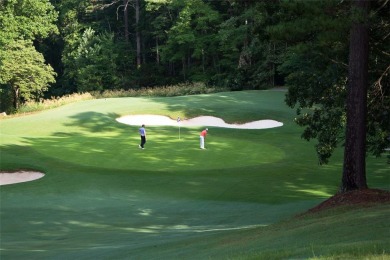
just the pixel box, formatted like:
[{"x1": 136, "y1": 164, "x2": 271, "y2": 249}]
[{"x1": 177, "y1": 117, "x2": 181, "y2": 140}]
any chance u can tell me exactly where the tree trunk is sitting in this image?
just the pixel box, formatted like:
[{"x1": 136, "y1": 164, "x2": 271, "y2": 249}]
[
  {"x1": 142, "y1": 37, "x2": 146, "y2": 64},
  {"x1": 156, "y1": 37, "x2": 160, "y2": 65},
  {"x1": 182, "y1": 57, "x2": 186, "y2": 81},
  {"x1": 202, "y1": 49, "x2": 205, "y2": 74},
  {"x1": 135, "y1": 0, "x2": 141, "y2": 68},
  {"x1": 123, "y1": 0, "x2": 129, "y2": 43},
  {"x1": 272, "y1": 42, "x2": 275, "y2": 87},
  {"x1": 13, "y1": 86, "x2": 20, "y2": 110},
  {"x1": 341, "y1": 0, "x2": 369, "y2": 192}
]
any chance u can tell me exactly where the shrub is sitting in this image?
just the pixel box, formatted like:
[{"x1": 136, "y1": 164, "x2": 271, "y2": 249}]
[
  {"x1": 17, "y1": 93, "x2": 93, "y2": 113},
  {"x1": 12, "y1": 82, "x2": 228, "y2": 115},
  {"x1": 91, "y1": 82, "x2": 228, "y2": 98}
]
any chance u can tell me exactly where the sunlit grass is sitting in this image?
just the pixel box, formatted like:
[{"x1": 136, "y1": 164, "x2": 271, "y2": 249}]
[
  {"x1": 26, "y1": 127, "x2": 286, "y2": 171},
  {"x1": 0, "y1": 90, "x2": 388, "y2": 259}
]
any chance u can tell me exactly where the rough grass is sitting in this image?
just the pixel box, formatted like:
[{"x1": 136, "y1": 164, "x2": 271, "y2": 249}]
[
  {"x1": 0, "y1": 90, "x2": 389, "y2": 259},
  {"x1": 92, "y1": 82, "x2": 227, "y2": 98},
  {"x1": 14, "y1": 82, "x2": 227, "y2": 114},
  {"x1": 16, "y1": 92, "x2": 94, "y2": 114},
  {"x1": 223, "y1": 203, "x2": 390, "y2": 259}
]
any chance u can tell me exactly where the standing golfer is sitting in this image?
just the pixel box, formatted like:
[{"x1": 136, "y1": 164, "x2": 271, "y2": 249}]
[
  {"x1": 139, "y1": 124, "x2": 146, "y2": 149},
  {"x1": 200, "y1": 128, "x2": 208, "y2": 149}
]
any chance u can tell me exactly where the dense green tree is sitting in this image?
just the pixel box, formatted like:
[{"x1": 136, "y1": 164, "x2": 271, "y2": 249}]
[
  {"x1": 0, "y1": 0, "x2": 58, "y2": 112},
  {"x1": 63, "y1": 28, "x2": 119, "y2": 92},
  {"x1": 0, "y1": 0, "x2": 58, "y2": 45},
  {"x1": 365, "y1": 0, "x2": 390, "y2": 158},
  {"x1": 218, "y1": 1, "x2": 282, "y2": 89},
  {"x1": 48, "y1": 0, "x2": 284, "y2": 90},
  {"x1": 53, "y1": 0, "x2": 90, "y2": 93},
  {"x1": 62, "y1": 0, "x2": 139, "y2": 88},
  {"x1": 0, "y1": 40, "x2": 56, "y2": 110},
  {"x1": 270, "y1": 0, "x2": 389, "y2": 191},
  {"x1": 272, "y1": 1, "x2": 350, "y2": 164},
  {"x1": 145, "y1": 0, "x2": 174, "y2": 65},
  {"x1": 161, "y1": 0, "x2": 220, "y2": 81}
]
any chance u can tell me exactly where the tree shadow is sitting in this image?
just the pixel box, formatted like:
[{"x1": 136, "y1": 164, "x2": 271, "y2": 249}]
[
  {"x1": 3, "y1": 110, "x2": 387, "y2": 257},
  {"x1": 1, "y1": 91, "x2": 389, "y2": 258},
  {"x1": 62, "y1": 111, "x2": 124, "y2": 133}
]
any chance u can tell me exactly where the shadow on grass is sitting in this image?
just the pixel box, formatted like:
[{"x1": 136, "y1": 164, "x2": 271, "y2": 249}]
[
  {"x1": 0, "y1": 110, "x2": 339, "y2": 203},
  {"x1": 63, "y1": 111, "x2": 123, "y2": 133},
  {"x1": 1, "y1": 91, "x2": 389, "y2": 259}
]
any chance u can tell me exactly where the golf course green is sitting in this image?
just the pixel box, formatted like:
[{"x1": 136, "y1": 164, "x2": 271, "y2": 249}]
[{"x1": 0, "y1": 90, "x2": 389, "y2": 259}]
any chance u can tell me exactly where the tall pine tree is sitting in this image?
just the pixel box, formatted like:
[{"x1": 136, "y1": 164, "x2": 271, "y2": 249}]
[{"x1": 341, "y1": 0, "x2": 370, "y2": 192}]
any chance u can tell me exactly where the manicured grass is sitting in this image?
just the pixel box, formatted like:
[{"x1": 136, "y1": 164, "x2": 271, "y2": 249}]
[{"x1": 0, "y1": 90, "x2": 388, "y2": 259}]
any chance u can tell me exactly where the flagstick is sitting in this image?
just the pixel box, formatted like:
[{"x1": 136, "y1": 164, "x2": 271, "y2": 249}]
[{"x1": 177, "y1": 117, "x2": 181, "y2": 140}]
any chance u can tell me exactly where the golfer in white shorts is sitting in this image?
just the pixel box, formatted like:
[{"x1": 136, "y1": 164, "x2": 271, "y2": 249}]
[{"x1": 200, "y1": 128, "x2": 208, "y2": 149}]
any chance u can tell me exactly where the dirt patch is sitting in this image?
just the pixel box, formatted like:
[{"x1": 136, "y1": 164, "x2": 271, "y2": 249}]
[{"x1": 307, "y1": 189, "x2": 390, "y2": 214}]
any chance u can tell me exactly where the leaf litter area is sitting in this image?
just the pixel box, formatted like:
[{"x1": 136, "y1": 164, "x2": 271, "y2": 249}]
[{"x1": 307, "y1": 189, "x2": 390, "y2": 214}]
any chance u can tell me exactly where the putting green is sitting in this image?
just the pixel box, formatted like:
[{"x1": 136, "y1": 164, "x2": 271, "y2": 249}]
[{"x1": 29, "y1": 127, "x2": 285, "y2": 171}]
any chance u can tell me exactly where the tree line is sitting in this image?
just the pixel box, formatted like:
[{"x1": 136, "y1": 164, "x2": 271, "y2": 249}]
[
  {"x1": 0, "y1": 0, "x2": 287, "y2": 111},
  {"x1": 0, "y1": 0, "x2": 389, "y2": 191}
]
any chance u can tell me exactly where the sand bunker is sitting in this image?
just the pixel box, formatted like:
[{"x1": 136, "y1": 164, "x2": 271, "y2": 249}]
[
  {"x1": 117, "y1": 115, "x2": 283, "y2": 129},
  {"x1": 0, "y1": 171, "x2": 44, "y2": 186}
]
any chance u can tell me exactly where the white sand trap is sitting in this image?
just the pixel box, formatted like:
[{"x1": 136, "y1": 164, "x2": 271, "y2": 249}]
[
  {"x1": 0, "y1": 171, "x2": 44, "y2": 186},
  {"x1": 116, "y1": 115, "x2": 283, "y2": 129}
]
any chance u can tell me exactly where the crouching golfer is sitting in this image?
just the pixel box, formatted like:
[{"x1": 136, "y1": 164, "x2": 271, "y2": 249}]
[
  {"x1": 200, "y1": 128, "x2": 208, "y2": 149},
  {"x1": 139, "y1": 124, "x2": 146, "y2": 149}
]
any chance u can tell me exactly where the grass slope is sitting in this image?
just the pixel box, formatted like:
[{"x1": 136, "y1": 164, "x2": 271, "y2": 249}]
[{"x1": 0, "y1": 90, "x2": 389, "y2": 259}]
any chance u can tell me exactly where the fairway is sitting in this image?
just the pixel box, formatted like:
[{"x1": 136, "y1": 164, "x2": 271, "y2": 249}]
[{"x1": 1, "y1": 90, "x2": 389, "y2": 259}]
